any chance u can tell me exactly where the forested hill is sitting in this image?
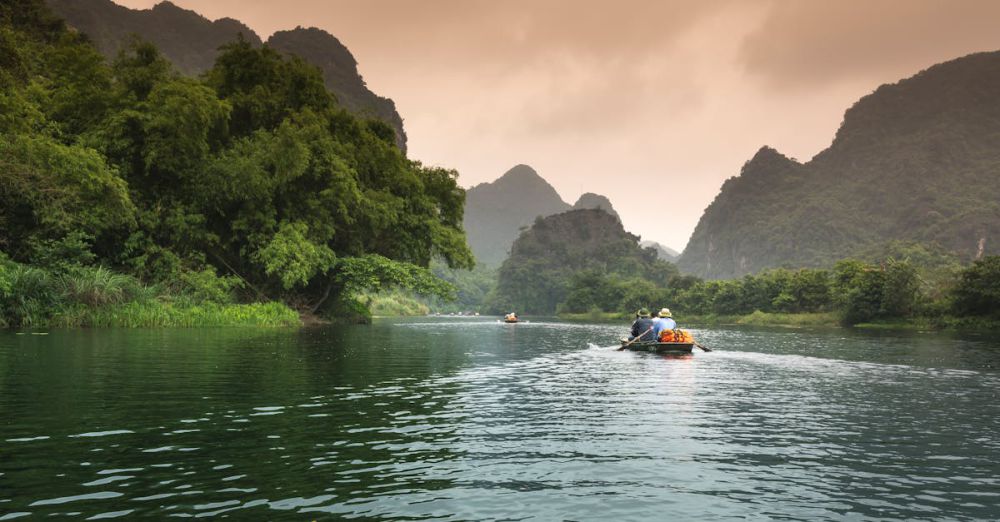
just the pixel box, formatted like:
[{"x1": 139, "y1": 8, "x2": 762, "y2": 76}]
[
  {"x1": 490, "y1": 209, "x2": 675, "y2": 314},
  {"x1": 463, "y1": 165, "x2": 620, "y2": 266},
  {"x1": 678, "y1": 50, "x2": 1000, "y2": 279},
  {"x1": 45, "y1": 0, "x2": 407, "y2": 151},
  {"x1": 0, "y1": 0, "x2": 471, "y2": 325}
]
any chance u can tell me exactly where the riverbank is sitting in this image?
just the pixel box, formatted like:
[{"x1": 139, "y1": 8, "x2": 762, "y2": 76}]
[
  {"x1": 558, "y1": 310, "x2": 839, "y2": 327},
  {"x1": 558, "y1": 310, "x2": 1000, "y2": 331},
  {"x1": 1, "y1": 261, "x2": 301, "y2": 328}
]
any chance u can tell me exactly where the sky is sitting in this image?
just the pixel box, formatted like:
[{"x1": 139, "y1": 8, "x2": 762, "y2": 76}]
[{"x1": 116, "y1": 0, "x2": 1000, "y2": 252}]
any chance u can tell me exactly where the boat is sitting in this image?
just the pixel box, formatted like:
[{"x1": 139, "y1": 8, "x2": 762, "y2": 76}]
[
  {"x1": 504, "y1": 314, "x2": 519, "y2": 323},
  {"x1": 619, "y1": 340, "x2": 694, "y2": 354}
]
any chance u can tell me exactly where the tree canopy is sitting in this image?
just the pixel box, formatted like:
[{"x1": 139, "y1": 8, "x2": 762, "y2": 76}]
[{"x1": 0, "y1": 1, "x2": 473, "y2": 318}]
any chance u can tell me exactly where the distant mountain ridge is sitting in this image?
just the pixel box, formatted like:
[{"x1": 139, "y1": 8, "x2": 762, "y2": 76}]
[
  {"x1": 462, "y1": 165, "x2": 621, "y2": 266},
  {"x1": 45, "y1": 0, "x2": 407, "y2": 151},
  {"x1": 678, "y1": 50, "x2": 1000, "y2": 279}
]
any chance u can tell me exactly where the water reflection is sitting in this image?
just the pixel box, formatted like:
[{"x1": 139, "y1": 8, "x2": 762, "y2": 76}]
[{"x1": 0, "y1": 320, "x2": 998, "y2": 519}]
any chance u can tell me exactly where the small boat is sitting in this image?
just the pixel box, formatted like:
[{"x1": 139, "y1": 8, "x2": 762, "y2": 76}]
[
  {"x1": 504, "y1": 313, "x2": 519, "y2": 323},
  {"x1": 620, "y1": 340, "x2": 694, "y2": 354}
]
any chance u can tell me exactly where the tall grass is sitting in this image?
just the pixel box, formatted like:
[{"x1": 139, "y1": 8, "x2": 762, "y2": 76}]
[
  {"x1": 1, "y1": 261, "x2": 300, "y2": 328},
  {"x1": 58, "y1": 266, "x2": 139, "y2": 306},
  {"x1": 365, "y1": 292, "x2": 430, "y2": 317},
  {"x1": 1, "y1": 264, "x2": 59, "y2": 327},
  {"x1": 52, "y1": 301, "x2": 300, "y2": 328}
]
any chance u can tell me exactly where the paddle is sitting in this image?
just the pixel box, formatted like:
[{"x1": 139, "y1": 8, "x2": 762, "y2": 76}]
[
  {"x1": 694, "y1": 342, "x2": 713, "y2": 352},
  {"x1": 618, "y1": 327, "x2": 653, "y2": 350}
]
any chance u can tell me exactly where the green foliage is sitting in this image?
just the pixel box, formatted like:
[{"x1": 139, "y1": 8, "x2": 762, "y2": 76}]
[
  {"x1": 28, "y1": 231, "x2": 97, "y2": 271},
  {"x1": 952, "y1": 256, "x2": 1000, "y2": 317},
  {"x1": 0, "y1": 261, "x2": 58, "y2": 327},
  {"x1": 0, "y1": 134, "x2": 135, "y2": 258},
  {"x1": 179, "y1": 267, "x2": 243, "y2": 304},
  {"x1": 58, "y1": 266, "x2": 141, "y2": 307},
  {"x1": 53, "y1": 301, "x2": 299, "y2": 328},
  {"x1": 255, "y1": 222, "x2": 336, "y2": 291},
  {"x1": 832, "y1": 259, "x2": 921, "y2": 325},
  {"x1": 0, "y1": 2, "x2": 472, "y2": 321},
  {"x1": 364, "y1": 291, "x2": 430, "y2": 317},
  {"x1": 335, "y1": 255, "x2": 455, "y2": 301}
]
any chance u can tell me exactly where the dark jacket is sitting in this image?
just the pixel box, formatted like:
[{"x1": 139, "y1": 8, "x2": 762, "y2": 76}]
[{"x1": 630, "y1": 317, "x2": 657, "y2": 341}]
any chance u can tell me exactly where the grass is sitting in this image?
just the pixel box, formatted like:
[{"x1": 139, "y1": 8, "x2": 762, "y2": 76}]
[
  {"x1": 365, "y1": 291, "x2": 430, "y2": 317},
  {"x1": 50, "y1": 301, "x2": 301, "y2": 328},
  {"x1": 3, "y1": 261, "x2": 301, "y2": 328}
]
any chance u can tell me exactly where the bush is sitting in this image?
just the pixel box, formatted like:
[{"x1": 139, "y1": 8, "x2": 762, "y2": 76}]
[
  {"x1": 0, "y1": 262, "x2": 60, "y2": 326},
  {"x1": 59, "y1": 266, "x2": 140, "y2": 306},
  {"x1": 179, "y1": 267, "x2": 243, "y2": 304},
  {"x1": 952, "y1": 256, "x2": 1000, "y2": 317}
]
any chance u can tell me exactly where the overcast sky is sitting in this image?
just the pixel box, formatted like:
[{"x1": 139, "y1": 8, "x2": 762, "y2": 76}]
[{"x1": 117, "y1": 0, "x2": 1000, "y2": 252}]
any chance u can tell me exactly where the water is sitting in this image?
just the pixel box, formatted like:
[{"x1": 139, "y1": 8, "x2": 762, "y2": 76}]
[{"x1": 1, "y1": 319, "x2": 999, "y2": 520}]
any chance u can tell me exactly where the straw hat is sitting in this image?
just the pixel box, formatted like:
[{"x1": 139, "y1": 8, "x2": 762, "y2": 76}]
[
  {"x1": 636, "y1": 308, "x2": 651, "y2": 318},
  {"x1": 658, "y1": 308, "x2": 672, "y2": 318}
]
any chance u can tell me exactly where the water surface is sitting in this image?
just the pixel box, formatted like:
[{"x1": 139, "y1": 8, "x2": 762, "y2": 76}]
[{"x1": 1, "y1": 319, "x2": 999, "y2": 520}]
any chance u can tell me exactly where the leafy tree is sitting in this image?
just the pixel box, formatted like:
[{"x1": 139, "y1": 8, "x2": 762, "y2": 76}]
[{"x1": 952, "y1": 256, "x2": 1000, "y2": 317}]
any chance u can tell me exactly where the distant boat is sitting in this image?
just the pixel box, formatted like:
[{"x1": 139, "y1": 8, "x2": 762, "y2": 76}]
[
  {"x1": 619, "y1": 341, "x2": 694, "y2": 354},
  {"x1": 504, "y1": 313, "x2": 519, "y2": 323}
]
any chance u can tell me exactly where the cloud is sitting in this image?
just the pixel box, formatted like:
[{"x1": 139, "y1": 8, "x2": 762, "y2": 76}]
[{"x1": 740, "y1": 0, "x2": 1000, "y2": 89}]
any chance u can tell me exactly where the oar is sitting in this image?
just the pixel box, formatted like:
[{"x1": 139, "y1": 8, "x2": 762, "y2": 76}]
[
  {"x1": 618, "y1": 327, "x2": 653, "y2": 351},
  {"x1": 694, "y1": 342, "x2": 713, "y2": 352}
]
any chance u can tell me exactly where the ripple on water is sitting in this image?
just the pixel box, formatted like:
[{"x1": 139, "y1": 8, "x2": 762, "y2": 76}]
[{"x1": 2, "y1": 321, "x2": 999, "y2": 520}]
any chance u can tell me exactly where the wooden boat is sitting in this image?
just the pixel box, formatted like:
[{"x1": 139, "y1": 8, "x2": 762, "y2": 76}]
[
  {"x1": 504, "y1": 317, "x2": 519, "y2": 323},
  {"x1": 620, "y1": 340, "x2": 694, "y2": 354}
]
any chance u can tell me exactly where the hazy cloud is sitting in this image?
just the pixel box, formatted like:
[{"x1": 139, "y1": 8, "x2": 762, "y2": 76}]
[{"x1": 741, "y1": 0, "x2": 1000, "y2": 89}]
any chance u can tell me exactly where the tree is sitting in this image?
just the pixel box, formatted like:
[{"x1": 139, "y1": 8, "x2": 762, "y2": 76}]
[{"x1": 952, "y1": 256, "x2": 1000, "y2": 316}]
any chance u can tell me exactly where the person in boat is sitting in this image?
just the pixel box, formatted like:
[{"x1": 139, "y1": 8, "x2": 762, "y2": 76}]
[
  {"x1": 504, "y1": 312, "x2": 518, "y2": 322},
  {"x1": 652, "y1": 308, "x2": 677, "y2": 337},
  {"x1": 629, "y1": 308, "x2": 657, "y2": 342}
]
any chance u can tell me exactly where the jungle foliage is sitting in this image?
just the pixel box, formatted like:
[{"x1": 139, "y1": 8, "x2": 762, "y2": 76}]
[{"x1": 0, "y1": 1, "x2": 472, "y2": 326}]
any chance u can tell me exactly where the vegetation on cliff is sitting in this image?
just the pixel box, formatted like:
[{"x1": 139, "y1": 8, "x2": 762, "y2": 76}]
[
  {"x1": 489, "y1": 209, "x2": 675, "y2": 314},
  {"x1": 462, "y1": 165, "x2": 621, "y2": 267},
  {"x1": 679, "y1": 51, "x2": 1000, "y2": 279},
  {"x1": 45, "y1": 0, "x2": 408, "y2": 151}
]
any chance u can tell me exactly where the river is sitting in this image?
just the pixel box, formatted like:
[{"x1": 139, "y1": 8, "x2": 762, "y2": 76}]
[{"x1": 1, "y1": 318, "x2": 999, "y2": 520}]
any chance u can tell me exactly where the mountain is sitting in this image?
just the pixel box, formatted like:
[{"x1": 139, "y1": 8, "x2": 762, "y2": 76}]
[
  {"x1": 640, "y1": 241, "x2": 679, "y2": 262},
  {"x1": 45, "y1": 0, "x2": 407, "y2": 151},
  {"x1": 572, "y1": 192, "x2": 620, "y2": 221},
  {"x1": 678, "y1": 51, "x2": 1000, "y2": 279},
  {"x1": 463, "y1": 165, "x2": 570, "y2": 266},
  {"x1": 490, "y1": 209, "x2": 668, "y2": 314},
  {"x1": 462, "y1": 165, "x2": 622, "y2": 266}
]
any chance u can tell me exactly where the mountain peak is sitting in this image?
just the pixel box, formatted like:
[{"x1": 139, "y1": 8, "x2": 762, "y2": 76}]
[
  {"x1": 572, "y1": 192, "x2": 619, "y2": 221},
  {"x1": 494, "y1": 164, "x2": 544, "y2": 183},
  {"x1": 463, "y1": 165, "x2": 571, "y2": 266}
]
